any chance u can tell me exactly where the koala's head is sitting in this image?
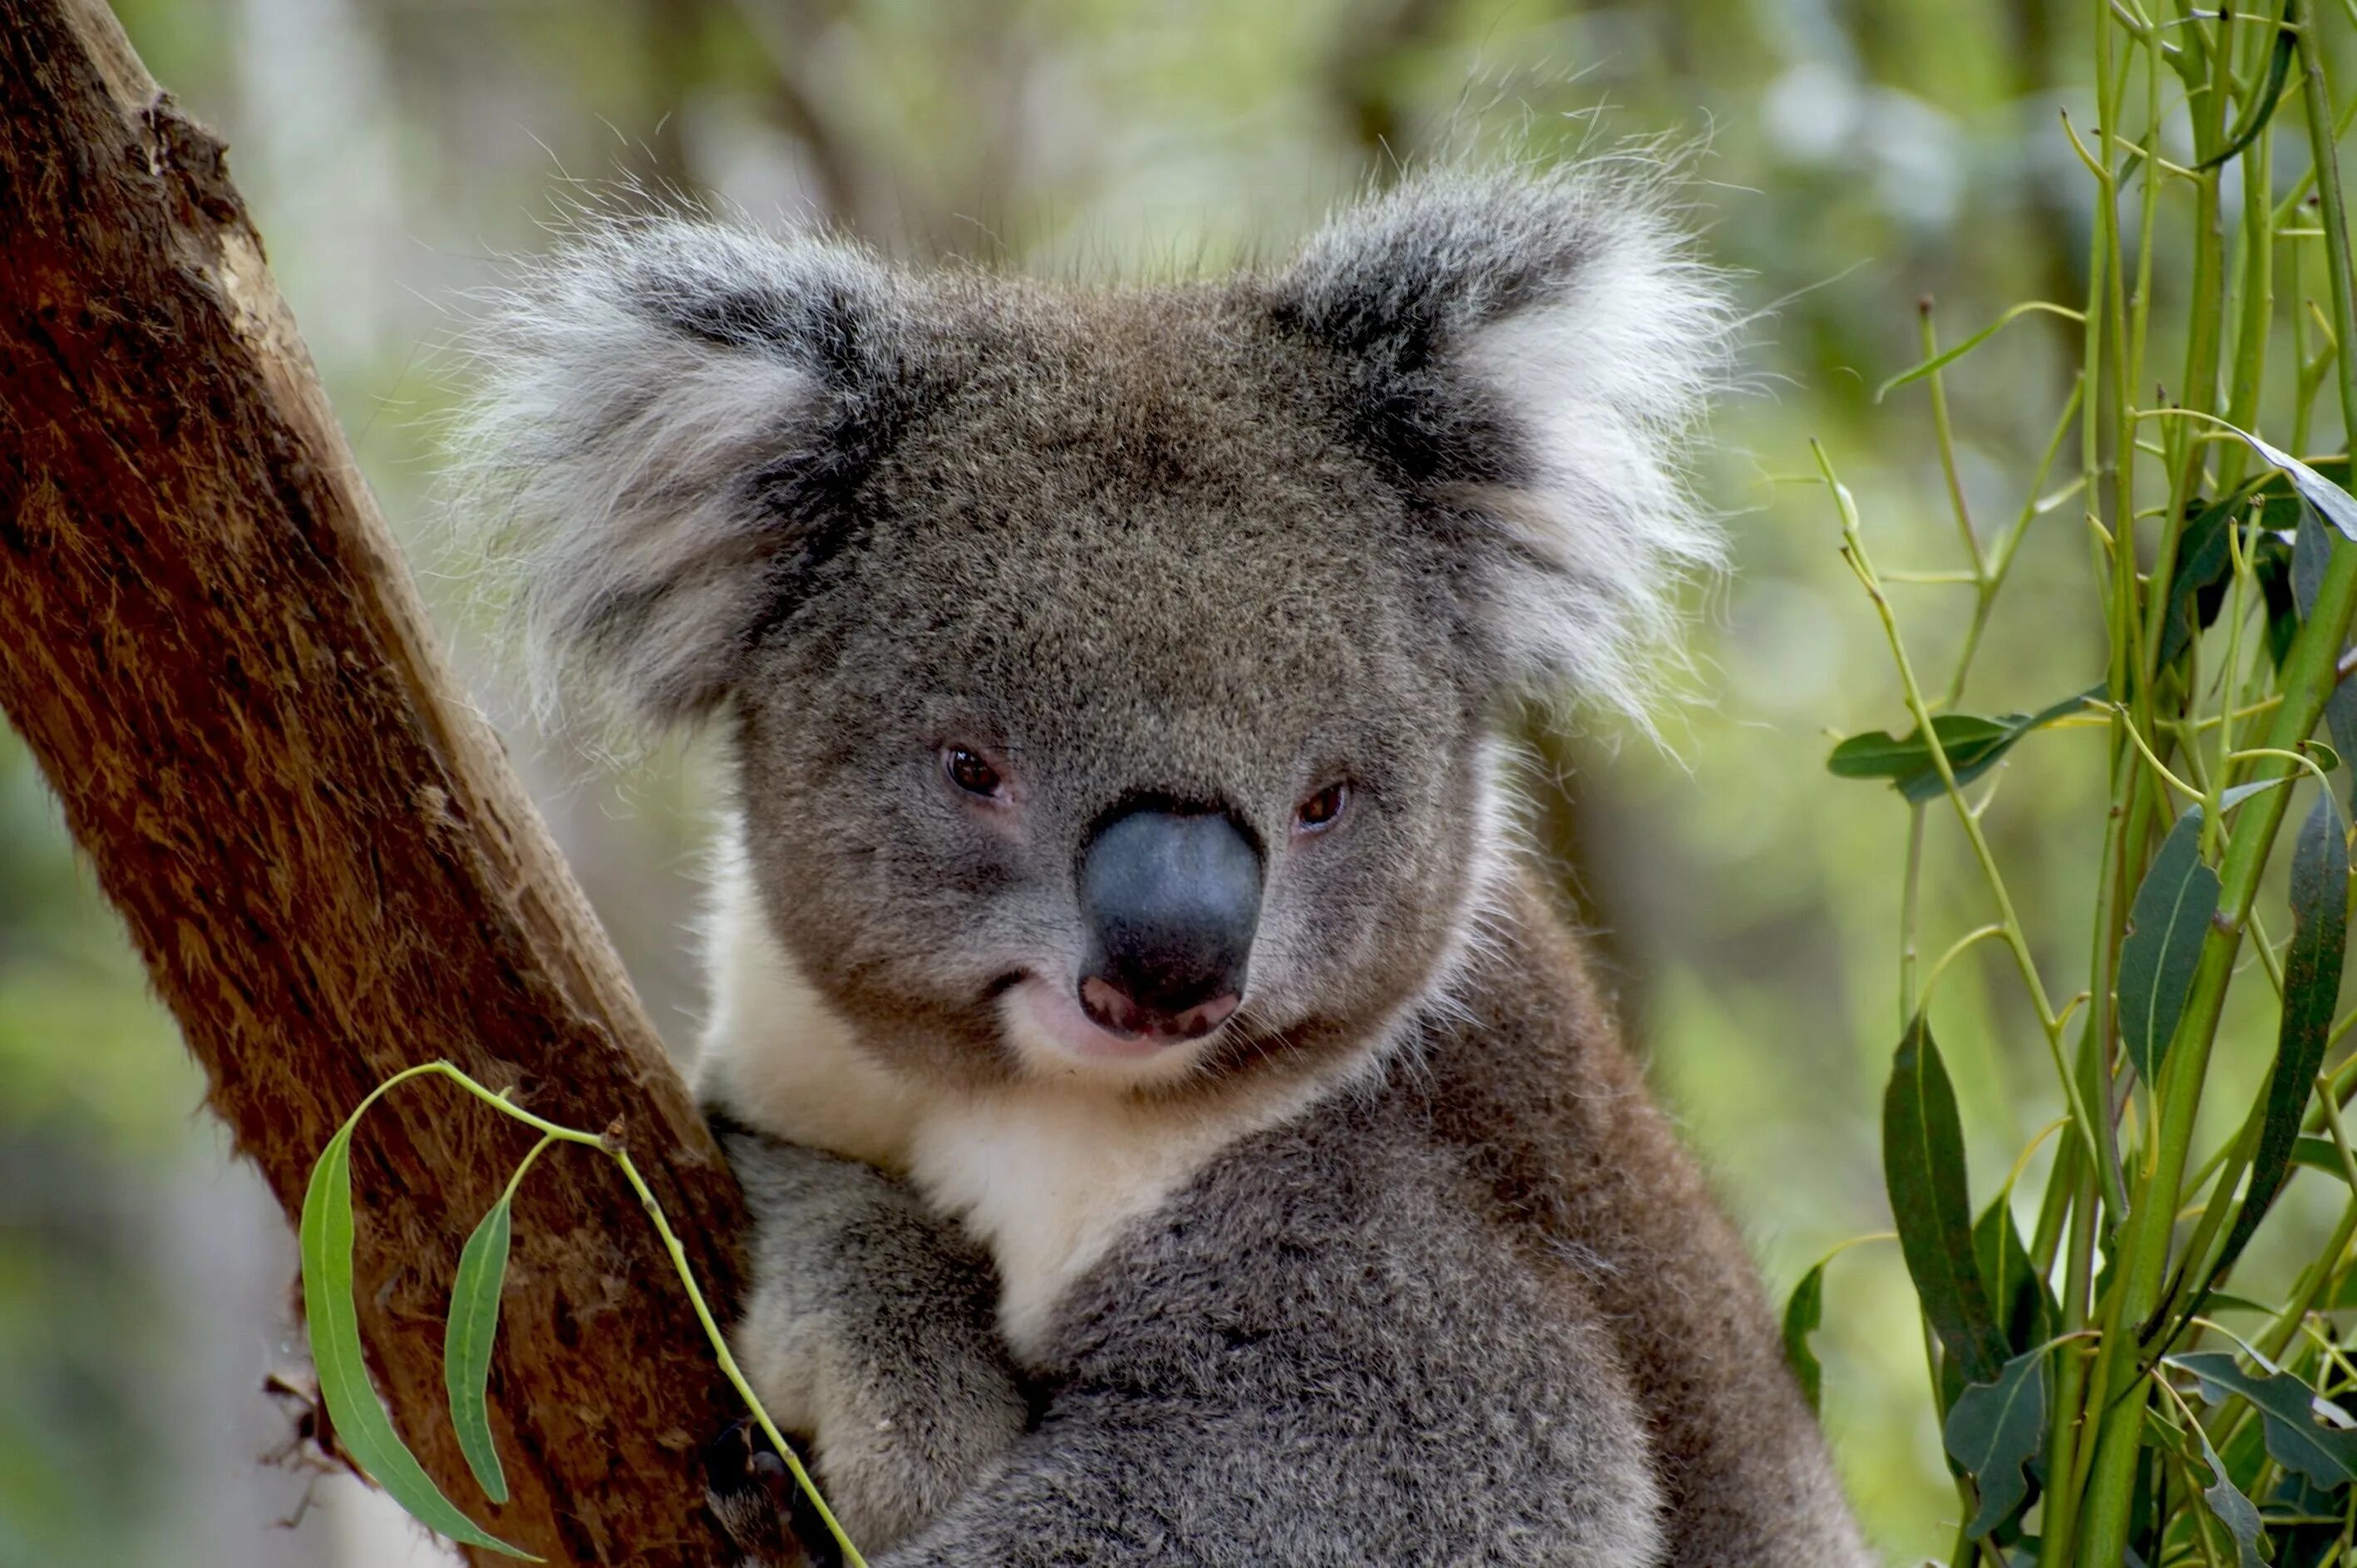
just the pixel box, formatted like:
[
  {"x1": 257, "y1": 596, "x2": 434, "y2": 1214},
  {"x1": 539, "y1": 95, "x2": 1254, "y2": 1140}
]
[{"x1": 458, "y1": 165, "x2": 1727, "y2": 1096}]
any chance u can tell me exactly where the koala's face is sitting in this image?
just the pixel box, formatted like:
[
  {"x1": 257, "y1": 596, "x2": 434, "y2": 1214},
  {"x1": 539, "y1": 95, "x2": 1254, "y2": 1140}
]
[
  {"x1": 731, "y1": 288, "x2": 1492, "y2": 1088},
  {"x1": 468, "y1": 167, "x2": 1725, "y2": 1093}
]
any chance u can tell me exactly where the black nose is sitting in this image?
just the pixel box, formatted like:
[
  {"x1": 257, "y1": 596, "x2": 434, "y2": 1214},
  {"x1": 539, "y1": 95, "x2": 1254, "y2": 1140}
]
[{"x1": 1077, "y1": 806, "x2": 1261, "y2": 1040}]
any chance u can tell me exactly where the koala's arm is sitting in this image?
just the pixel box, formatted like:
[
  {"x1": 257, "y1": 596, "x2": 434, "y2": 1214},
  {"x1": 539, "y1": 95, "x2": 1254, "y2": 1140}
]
[
  {"x1": 862, "y1": 1372, "x2": 1664, "y2": 1568},
  {"x1": 709, "y1": 1116, "x2": 1028, "y2": 1556}
]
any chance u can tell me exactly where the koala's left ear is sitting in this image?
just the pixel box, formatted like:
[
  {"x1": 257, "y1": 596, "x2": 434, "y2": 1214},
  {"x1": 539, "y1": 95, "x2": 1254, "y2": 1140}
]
[
  {"x1": 447, "y1": 218, "x2": 917, "y2": 727},
  {"x1": 1270, "y1": 163, "x2": 1733, "y2": 722}
]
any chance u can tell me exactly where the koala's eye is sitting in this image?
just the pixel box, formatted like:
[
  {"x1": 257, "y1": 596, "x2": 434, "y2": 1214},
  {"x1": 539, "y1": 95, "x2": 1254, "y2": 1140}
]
[
  {"x1": 943, "y1": 746, "x2": 1005, "y2": 800},
  {"x1": 1294, "y1": 782, "x2": 1350, "y2": 834}
]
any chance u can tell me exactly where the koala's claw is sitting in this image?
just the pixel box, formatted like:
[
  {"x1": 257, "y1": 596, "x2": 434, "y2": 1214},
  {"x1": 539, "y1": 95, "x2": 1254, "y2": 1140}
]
[{"x1": 703, "y1": 1418, "x2": 804, "y2": 1566}]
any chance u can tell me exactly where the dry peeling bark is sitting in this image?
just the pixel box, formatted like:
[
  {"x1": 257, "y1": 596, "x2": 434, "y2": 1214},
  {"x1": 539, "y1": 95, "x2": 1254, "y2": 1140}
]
[{"x1": 0, "y1": 2, "x2": 762, "y2": 1561}]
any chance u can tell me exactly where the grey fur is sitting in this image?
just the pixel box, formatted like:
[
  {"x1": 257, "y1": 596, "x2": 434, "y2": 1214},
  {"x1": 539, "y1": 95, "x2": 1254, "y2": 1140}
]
[
  {"x1": 453, "y1": 160, "x2": 1869, "y2": 1566},
  {"x1": 713, "y1": 1125, "x2": 1027, "y2": 1552}
]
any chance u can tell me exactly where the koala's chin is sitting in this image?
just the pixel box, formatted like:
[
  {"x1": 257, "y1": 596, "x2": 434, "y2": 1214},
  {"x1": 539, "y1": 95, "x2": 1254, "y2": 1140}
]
[
  {"x1": 994, "y1": 975, "x2": 1221, "y2": 1085},
  {"x1": 459, "y1": 163, "x2": 1876, "y2": 1566}
]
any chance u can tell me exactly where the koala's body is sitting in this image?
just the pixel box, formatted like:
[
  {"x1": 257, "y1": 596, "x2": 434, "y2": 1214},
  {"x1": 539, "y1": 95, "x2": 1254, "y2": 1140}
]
[{"x1": 460, "y1": 163, "x2": 1873, "y2": 1566}]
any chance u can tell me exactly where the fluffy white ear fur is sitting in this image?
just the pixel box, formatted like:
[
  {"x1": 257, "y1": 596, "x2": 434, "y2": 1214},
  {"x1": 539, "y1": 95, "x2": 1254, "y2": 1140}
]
[
  {"x1": 447, "y1": 220, "x2": 895, "y2": 726},
  {"x1": 1283, "y1": 164, "x2": 1735, "y2": 728}
]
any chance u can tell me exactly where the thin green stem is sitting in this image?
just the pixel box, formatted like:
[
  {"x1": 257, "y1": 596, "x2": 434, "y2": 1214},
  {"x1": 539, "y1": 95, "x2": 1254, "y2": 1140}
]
[
  {"x1": 1921, "y1": 302, "x2": 1988, "y2": 586},
  {"x1": 345, "y1": 1063, "x2": 872, "y2": 1568},
  {"x1": 1953, "y1": 382, "x2": 2088, "y2": 708},
  {"x1": 605, "y1": 1142, "x2": 870, "y2": 1567},
  {"x1": 1901, "y1": 805, "x2": 1927, "y2": 1027},
  {"x1": 1822, "y1": 442, "x2": 2110, "y2": 1189}
]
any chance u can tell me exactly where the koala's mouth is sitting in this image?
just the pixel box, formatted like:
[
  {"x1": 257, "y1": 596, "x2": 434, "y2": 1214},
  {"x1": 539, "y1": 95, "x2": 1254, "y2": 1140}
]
[{"x1": 996, "y1": 973, "x2": 1231, "y2": 1070}]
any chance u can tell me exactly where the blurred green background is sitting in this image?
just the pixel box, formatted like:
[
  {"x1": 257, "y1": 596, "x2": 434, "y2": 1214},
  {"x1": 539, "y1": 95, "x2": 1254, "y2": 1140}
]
[{"x1": 8, "y1": 0, "x2": 2330, "y2": 1563}]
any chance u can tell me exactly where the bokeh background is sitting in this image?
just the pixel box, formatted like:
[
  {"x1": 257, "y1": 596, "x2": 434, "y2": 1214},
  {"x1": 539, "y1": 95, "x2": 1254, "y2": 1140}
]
[{"x1": 7, "y1": 1, "x2": 2322, "y2": 1562}]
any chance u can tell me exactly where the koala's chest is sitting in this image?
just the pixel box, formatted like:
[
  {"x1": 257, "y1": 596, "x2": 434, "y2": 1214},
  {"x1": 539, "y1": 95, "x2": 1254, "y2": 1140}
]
[{"x1": 905, "y1": 1097, "x2": 1250, "y2": 1366}]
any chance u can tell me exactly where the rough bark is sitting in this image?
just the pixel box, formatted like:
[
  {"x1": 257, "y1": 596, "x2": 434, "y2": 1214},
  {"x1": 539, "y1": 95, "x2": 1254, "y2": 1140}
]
[{"x1": 0, "y1": 2, "x2": 757, "y2": 1561}]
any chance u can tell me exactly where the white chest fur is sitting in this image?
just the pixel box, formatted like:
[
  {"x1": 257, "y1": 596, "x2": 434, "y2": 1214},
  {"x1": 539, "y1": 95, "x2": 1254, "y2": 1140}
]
[
  {"x1": 693, "y1": 836, "x2": 1347, "y2": 1363},
  {"x1": 904, "y1": 1087, "x2": 1314, "y2": 1362}
]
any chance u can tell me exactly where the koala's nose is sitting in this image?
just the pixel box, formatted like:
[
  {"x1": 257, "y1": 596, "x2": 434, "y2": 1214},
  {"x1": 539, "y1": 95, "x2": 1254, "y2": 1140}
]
[{"x1": 1077, "y1": 805, "x2": 1261, "y2": 1041}]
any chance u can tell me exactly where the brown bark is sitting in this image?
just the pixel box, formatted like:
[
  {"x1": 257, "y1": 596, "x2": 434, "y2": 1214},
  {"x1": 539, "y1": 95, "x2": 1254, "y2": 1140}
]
[{"x1": 0, "y1": 2, "x2": 756, "y2": 1561}]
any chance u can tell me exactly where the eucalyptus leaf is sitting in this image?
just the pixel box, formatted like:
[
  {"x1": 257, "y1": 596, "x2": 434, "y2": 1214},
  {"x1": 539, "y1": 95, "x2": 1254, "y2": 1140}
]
[
  {"x1": 446, "y1": 1191, "x2": 517, "y2": 1506},
  {"x1": 2215, "y1": 795, "x2": 2350, "y2": 1282},
  {"x1": 2295, "y1": 507, "x2": 2357, "y2": 813},
  {"x1": 1974, "y1": 1196, "x2": 2054, "y2": 1354},
  {"x1": 2191, "y1": 1421, "x2": 2268, "y2": 1568},
  {"x1": 2194, "y1": 22, "x2": 2296, "y2": 173},
  {"x1": 2297, "y1": 500, "x2": 2333, "y2": 614},
  {"x1": 2171, "y1": 1351, "x2": 2357, "y2": 1489},
  {"x1": 2272, "y1": 459, "x2": 2357, "y2": 539},
  {"x1": 1884, "y1": 1015, "x2": 2008, "y2": 1384},
  {"x1": 2217, "y1": 777, "x2": 2291, "y2": 813},
  {"x1": 2117, "y1": 806, "x2": 2221, "y2": 1083},
  {"x1": 2159, "y1": 478, "x2": 2271, "y2": 670},
  {"x1": 2143, "y1": 1403, "x2": 2266, "y2": 1568},
  {"x1": 1827, "y1": 687, "x2": 2098, "y2": 804},
  {"x1": 2231, "y1": 426, "x2": 2357, "y2": 543},
  {"x1": 2292, "y1": 1135, "x2": 2355, "y2": 1183},
  {"x1": 299, "y1": 1127, "x2": 535, "y2": 1557},
  {"x1": 2263, "y1": 539, "x2": 2305, "y2": 668},
  {"x1": 1780, "y1": 1260, "x2": 1826, "y2": 1416},
  {"x1": 1945, "y1": 1346, "x2": 2046, "y2": 1538},
  {"x1": 1828, "y1": 715, "x2": 2008, "y2": 782}
]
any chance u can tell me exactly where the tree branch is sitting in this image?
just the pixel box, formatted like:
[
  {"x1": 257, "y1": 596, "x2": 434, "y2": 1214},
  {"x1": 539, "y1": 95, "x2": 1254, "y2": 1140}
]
[{"x1": 0, "y1": 2, "x2": 757, "y2": 1561}]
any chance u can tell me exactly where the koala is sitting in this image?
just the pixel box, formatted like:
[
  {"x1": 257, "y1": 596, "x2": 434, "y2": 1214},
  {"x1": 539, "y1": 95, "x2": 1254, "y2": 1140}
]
[{"x1": 456, "y1": 162, "x2": 1874, "y2": 1567}]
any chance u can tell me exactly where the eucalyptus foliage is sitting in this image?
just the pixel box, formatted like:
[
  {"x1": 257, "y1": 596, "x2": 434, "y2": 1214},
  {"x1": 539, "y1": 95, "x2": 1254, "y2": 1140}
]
[
  {"x1": 297, "y1": 1064, "x2": 869, "y2": 1566},
  {"x1": 1811, "y1": 2, "x2": 2357, "y2": 1561}
]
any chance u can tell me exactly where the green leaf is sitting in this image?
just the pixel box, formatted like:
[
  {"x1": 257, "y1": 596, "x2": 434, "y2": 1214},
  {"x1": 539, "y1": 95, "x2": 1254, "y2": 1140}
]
[
  {"x1": 1827, "y1": 687, "x2": 2098, "y2": 804},
  {"x1": 2144, "y1": 1402, "x2": 2266, "y2": 1568},
  {"x1": 1945, "y1": 1346, "x2": 2046, "y2": 1538},
  {"x1": 2292, "y1": 1135, "x2": 2355, "y2": 1182},
  {"x1": 2264, "y1": 536, "x2": 2305, "y2": 668},
  {"x1": 1974, "y1": 1196, "x2": 2054, "y2": 1353},
  {"x1": 2117, "y1": 806, "x2": 2221, "y2": 1083},
  {"x1": 2190, "y1": 1420, "x2": 2268, "y2": 1568},
  {"x1": 2294, "y1": 508, "x2": 2357, "y2": 815},
  {"x1": 300, "y1": 1127, "x2": 535, "y2": 1558},
  {"x1": 2158, "y1": 479, "x2": 2271, "y2": 670},
  {"x1": 1828, "y1": 715, "x2": 2008, "y2": 780},
  {"x1": 2217, "y1": 777, "x2": 2291, "y2": 813},
  {"x1": 446, "y1": 1192, "x2": 516, "y2": 1506},
  {"x1": 2170, "y1": 1350, "x2": 2357, "y2": 1488},
  {"x1": 2232, "y1": 425, "x2": 2357, "y2": 543},
  {"x1": 1872, "y1": 301, "x2": 2086, "y2": 402},
  {"x1": 1780, "y1": 1260, "x2": 1826, "y2": 1416},
  {"x1": 2215, "y1": 795, "x2": 2350, "y2": 1280},
  {"x1": 1884, "y1": 1015, "x2": 2009, "y2": 1384},
  {"x1": 2195, "y1": 22, "x2": 2297, "y2": 173},
  {"x1": 2206, "y1": 754, "x2": 2338, "y2": 811}
]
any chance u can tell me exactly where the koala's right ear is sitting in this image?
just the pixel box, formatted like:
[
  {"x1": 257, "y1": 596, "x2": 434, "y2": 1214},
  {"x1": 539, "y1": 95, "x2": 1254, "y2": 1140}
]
[{"x1": 451, "y1": 220, "x2": 911, "y2": 726}]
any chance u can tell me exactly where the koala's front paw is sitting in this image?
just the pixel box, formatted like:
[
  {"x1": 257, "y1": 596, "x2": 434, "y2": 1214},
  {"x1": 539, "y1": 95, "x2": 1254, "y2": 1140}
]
[
  {"x1": 703, "y1": 1417, "x2": 814, "y2": 1568},
  {"x1": 717, "y1": 1125, "x2": 1028, "y2": 1554}
]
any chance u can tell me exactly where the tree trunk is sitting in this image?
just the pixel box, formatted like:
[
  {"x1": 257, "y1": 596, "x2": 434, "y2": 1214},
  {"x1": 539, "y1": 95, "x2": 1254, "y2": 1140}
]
[{"x1": 0, "y1": 3, "x2": 758, "y2": 1561}]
